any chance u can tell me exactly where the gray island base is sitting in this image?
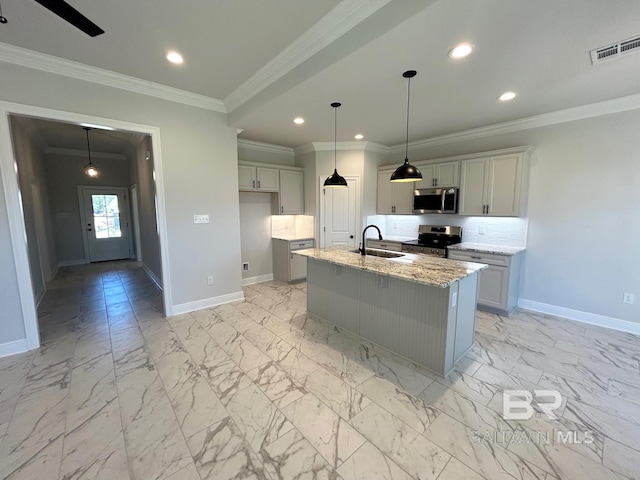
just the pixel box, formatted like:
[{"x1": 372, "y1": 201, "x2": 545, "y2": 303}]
[{"x1": 294, "y1": 248, "x2": 487, "y2": 377}]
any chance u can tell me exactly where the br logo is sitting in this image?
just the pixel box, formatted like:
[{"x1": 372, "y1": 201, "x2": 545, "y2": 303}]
[{"x1": 502, "y1": 390, "x2": 562, "y2": 420}]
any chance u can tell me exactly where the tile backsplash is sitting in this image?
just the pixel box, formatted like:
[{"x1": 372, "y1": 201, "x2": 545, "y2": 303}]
[
  {"x1": 272, "y1": 215, "x2": 314, "y2": 238},
  {"x1": 366, "y1": 215, "x2": 528, "y2": 247}
]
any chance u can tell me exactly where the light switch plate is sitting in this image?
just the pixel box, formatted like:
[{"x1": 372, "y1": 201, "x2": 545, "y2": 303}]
[{"x1": 194, "y1": 214, "x2": 210, "y2": 224}]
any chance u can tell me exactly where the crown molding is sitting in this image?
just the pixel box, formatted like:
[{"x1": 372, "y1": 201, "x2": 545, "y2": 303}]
[
  {"x1": 237, "y1": 139, "x2": 294, "y2": 157},
  {"x1": 224, "y1": 0, "x2": 391, "y2": 113},
  {"x1": 294, "y1": 141, "x2": 389, "y2": 156},
  {"x1": 45, "y1": 147, "x2": 127, "y2": 161},
  {"x1": 0, "y1": 43, "x2": 226, "y2": 113},
  {"x1": 389, "y1": 92, "x2": 640, "y2": 153}
]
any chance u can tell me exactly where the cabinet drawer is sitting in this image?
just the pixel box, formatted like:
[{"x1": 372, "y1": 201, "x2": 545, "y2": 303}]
[
  {"x1": 448, "y1": 250, "x2": 511, "y2": 267},
  {"x1": 366, "y1": 240, "x2": 403, "y2": 252},
  {"x1": 290, "y1": 239, "x2": 314, "y2": 250}
]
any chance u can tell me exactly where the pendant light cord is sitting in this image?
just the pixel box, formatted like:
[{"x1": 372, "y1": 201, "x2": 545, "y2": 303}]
[
  {"x1": 84, "y1": 128, "x2": 93, "y2": 165},
  {"x1": 405, "y1": 75, "x2": 411, "y2": 161},
  {"x1": 334, "y1": 105, "x2": 338, "y2": 171}
]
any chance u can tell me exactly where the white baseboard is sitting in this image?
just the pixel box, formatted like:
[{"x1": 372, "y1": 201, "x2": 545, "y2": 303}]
[
  {"x1": 142, "y1": 264, "x2": 163, "y2": 291},
  {"x1": 172, "y1": 291, "x2": 245, "y2": 316},
  {"x1": 518, "y1": 298, "x2": 640, "y2": 335},
  {"x1": 242, "y1": 273, "x2": 274, "y2": 286},
  {"x1": 58, "y1": 259, "x2": 89, "y2": 267},
  {"x1": 0, "y1": 339, "x2": 29, "y2": 359}
]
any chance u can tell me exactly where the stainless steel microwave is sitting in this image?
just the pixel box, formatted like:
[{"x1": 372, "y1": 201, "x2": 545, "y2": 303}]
[{"x1": 413, "y1": 187, "x2": 458, "y2": 214}]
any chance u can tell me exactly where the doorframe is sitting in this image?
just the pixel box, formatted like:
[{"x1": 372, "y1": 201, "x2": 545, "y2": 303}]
[
  {"x1": 318, "y1": 175, "x2": 361, "y2": 248},
  {"x1": 0, "y1": 101, "x2": 174, "y2": 351},
  {"x1": 77, "y1": 185, "x2": 134, "y2": 263}
]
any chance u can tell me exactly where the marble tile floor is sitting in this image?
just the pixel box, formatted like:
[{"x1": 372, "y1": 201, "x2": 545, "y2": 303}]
[{"x1": 1, "y1": 261, "x2": 639, "y2": 479}]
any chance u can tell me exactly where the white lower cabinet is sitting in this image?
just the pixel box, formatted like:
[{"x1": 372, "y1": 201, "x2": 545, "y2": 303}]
[
  {"x1": 273, "y1": 238, "x2": 314, "y2": 282},
  {"x1": 448, "y1": 249, "x2": 523, "y2": 315}
]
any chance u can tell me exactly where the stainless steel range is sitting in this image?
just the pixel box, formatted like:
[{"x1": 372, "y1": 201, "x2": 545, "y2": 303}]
[{"x1": 401, "y1": 225, "x2": 462, "y2": 258}]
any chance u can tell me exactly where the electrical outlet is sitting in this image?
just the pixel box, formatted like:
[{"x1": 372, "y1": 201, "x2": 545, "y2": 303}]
[
  {"x1": 207, "y1": 276, "x2": 213, "y2": 286},
  {"x1": 242, "y1": 262, "x2": 250, "y2": 272},
  {"x1": 623, "y1": 293, "x2": 635, "y2": 304},
  {"x1": 194, "y1": 214, "x2": 210, "y2": 224}
]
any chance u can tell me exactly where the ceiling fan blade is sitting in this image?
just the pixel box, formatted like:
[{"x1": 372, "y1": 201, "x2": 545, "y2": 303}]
[{"x1": 33, "y1": 0, "x2": 104, "y2": 37}]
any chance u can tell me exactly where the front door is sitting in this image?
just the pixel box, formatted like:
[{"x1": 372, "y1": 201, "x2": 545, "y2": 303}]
[
  {"x1": 321, "y1": 176, "x2": 359, "y2": 248},
  {"x1": 81, "y1": 187, "x2": 131, "y2": 262}
]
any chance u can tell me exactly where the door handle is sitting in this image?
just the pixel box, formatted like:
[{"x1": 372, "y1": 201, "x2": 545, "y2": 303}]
[
  {"x1": 281, "y1": 206, "x2": 284, "y2": 213},
  {"x1": 252, "y1": 180, "x2": 255, "y2": 188},
  {"x1": 87, "y1": 228, "x2": 92, "y2": 231},
  {"x1": 257, "y1": 180, "x2": 261, "y2": 189},
  {"x1": 435, "y1": 178, "x2": 438, "y2": 186},
  {"x1": 350, "y1": 235, "x2": 354, "y2": 239}
]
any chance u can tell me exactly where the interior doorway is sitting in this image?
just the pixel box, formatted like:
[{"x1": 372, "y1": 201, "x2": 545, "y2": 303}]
[
  {"x1": 0, "y1": 102, "x2": 174, "y2": 352},
  {"x1": 319, "y1": 175, "x2": 360, "y2": 248}
]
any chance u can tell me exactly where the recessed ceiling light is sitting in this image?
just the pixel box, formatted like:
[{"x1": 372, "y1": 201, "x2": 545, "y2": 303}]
[
  {"x1": 354, "y1": 134, "x2": 364, "y2": 140},
  {"x1": 166, "y1": 51, "x2": 184, "y2": 65},
  {"x1": 293, "y1": 117, "x2": 305, "y2": 125},
  {"x1": 498, "y1": 91, "x2": 517, "y2": 101},
  {"x1": 448, "y1": 43, "x2": 474, "y2": 59}
]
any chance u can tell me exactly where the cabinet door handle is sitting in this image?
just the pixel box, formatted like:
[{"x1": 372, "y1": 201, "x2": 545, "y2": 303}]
[
  {"x1": 281, "y1": 206, "x2": 284, "y2": 213},
  {"x1": 471, "y1": 256, "x2": 482, "y2": 260},
  {"x1": 435, "y1": 178, "x2": 438, "y2": 186},
  {"x1": 252, "y1": 180, "x2": 255, "y2": 188},
  {"x1": 486, "y1": 204, "x2": 489, "y2": 215},
  {"x1": 257, "y1": 180, "x2": 261, "y2": 189}
]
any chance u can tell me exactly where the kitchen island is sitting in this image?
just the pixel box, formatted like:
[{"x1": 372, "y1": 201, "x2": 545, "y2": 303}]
[{"x1": 293, "y1": 247, "x2": 487, "y2": 376}]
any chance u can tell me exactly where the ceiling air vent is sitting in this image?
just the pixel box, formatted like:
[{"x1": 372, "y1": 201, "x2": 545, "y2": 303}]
[{"x1": 590, "y1": 35, "x2": 640, "y2": 64}]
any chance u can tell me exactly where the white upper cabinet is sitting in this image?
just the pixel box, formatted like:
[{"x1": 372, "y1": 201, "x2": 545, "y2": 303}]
[
  {"x1": 238, "y1": 162, "x2": 304, "y2": 215},
  {"x1": 459, "y1": 148, "x2": 530, "y2": 217},
  {"x1": 238, "y1": 164, "x2": 279, "y2": 192},
  {"x1": 238, "y1": 164, "x2": 257, "y2": 190},
  {"x1": 279, "y1": 169, "x2": 304, "y2": 214},
  {"x1": 256, "y1": 167, "x2": 279, "y2": 192},
  {"x1": 415, "y1": 161, "x2": 460, "y2": 189},
  {"x1": 377, "y1": 169, "x2": 414, "y2": 214}
]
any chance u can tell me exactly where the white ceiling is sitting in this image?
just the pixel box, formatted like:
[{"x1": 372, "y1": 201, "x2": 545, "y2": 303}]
[
  {"x1": 2, "y1": 0, "x2": 640, "y2": 149},
  {"x1": 13, "y1": 116, "x2": 142, "y2": 156}
]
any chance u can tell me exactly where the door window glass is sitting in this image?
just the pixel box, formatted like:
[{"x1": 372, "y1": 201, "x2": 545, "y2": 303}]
[{"x1": 92, "y1": 194, "x2": 122, "y2": 238}]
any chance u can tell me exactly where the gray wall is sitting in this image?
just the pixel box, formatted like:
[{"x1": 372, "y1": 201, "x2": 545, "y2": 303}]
[
  {"x1": 239, "y1": 192, "x2": 273, "y2": 281},
  {"x1": 386, "y1": 110, "x2": 640, "y2": 324},
  {"x1": 131, "y1": 136, "x2": 162, "y2": 283},
  {"x1": 0, "y1": 60, "x2": 242, "y2": 348},
  {"x1": 10, "y1": 117, "x2": 54, "y2": 303},
  {"x1": 45, "y1": 152, "x2": 130, "y2": 264}
]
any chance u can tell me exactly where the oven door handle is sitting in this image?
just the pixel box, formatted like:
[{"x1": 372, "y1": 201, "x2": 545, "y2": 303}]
[{"x1": 441, "y1": 189, "x2": 446, "y2": 212}]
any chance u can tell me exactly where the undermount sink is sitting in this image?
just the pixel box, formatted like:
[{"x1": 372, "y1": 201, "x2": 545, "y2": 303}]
[{"x1": 351, "y1": 249, "x2": 406, "y2": 259}]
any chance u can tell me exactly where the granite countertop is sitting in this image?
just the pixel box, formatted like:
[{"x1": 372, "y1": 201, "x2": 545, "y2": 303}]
[
  {"x1": 293, "y1": 246, "x2": 487, "y2": 288},
  {"x1": 272, "y1": 235, "x2": 314, "y2": 241},
  {"x1": 447, "y1": 243, "x2": 526, "y2": 256}
]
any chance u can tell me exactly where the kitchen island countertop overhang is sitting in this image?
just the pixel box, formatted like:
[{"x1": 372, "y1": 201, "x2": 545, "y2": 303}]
[{"x1": 292, "y1": 247, "x2": 487, "y2": 288}]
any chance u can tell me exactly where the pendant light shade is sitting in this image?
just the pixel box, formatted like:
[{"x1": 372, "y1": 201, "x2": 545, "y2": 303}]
[
  {"x1": 83, "y1": 127, "x2": 99, "y2": 178},
  {"x1": 324, "y1": 102, "x2": 348, "y2": 189},
  {"x1": 391, "y1": 70, "x2": 422, "y2": 183}
]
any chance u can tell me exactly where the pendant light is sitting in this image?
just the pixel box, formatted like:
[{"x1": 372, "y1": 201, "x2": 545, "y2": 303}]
[
  {"x1": 323, "y1": 102, "x2": 348, "y2": 188},
  {"x1": 390, "y1": 70, "x2": 422, "y2": 183},
  {"x1": 83, "y1": 127, "x2": 99, "y2": 178}
]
